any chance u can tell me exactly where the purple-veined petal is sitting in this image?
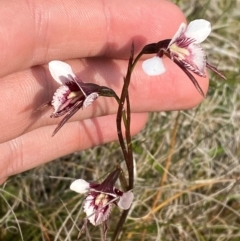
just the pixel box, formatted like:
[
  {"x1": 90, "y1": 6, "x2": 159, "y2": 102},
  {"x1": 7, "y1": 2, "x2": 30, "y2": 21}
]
[
  {"x1": 83, "y1": 92, "x2": 99, "y2": 108},
  {"x1": 84, "y1": 194, "x2": 112, "y2": 226},
  {"x1": 183, "y1": 43, "x2": 206, "y2": 76},
  {"x1": 84, "y1": 197, "x2": 98, "y2": 225},
  {"x1": 51, "y1": 85, "x2": 70, "y2": 113},
  {"x1": 70, "y1": 179, "x2": 90, "y2": 194},
  {"x1": 49, "y1": 61, "x2": 76, "y2": 84},
  {"x1": 168, "y1": 22, "x2": 186, "y2": 48},
  {"x1": 117, "y1": 191, "x2": 134, "y2": 210},
  {"x1": 185, "y1": 19, "x2": 211, "y2": 44},
  {"x1": 142, "y1": 56, "x2": 166, "y2": 76}
]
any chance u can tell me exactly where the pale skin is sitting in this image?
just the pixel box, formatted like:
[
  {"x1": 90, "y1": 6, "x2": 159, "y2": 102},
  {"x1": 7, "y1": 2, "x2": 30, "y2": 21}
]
[{"x1": 0, "y1": 0, "x2": 208, "y2": 184}]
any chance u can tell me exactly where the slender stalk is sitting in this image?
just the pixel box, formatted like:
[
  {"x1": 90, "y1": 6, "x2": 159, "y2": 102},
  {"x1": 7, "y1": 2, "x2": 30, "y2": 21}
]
[
  {"x1": 118, "y1": 167, "x2": 128, "y2": 192},
  {"x1": 116, "y1": 95, "x2": 129, "y2": 164},
  {"x1": 112, "y1": 44, "x2": 147, "y2": 241},
  {"x1": 112, "y1": 44, "x2": 137, "y2": 241},
  {"x1": 125, "y1": 92, "x2": 134, "y2": 189},
  {"x1": 115, "y1": 45, "x2": 135, "y2": 173},
  {"x1": 113, "y1": 41, "x2": 172, "y2": 240},
  {"x1": 112, "y1": 209, "x2": 130, "y2": 241}
]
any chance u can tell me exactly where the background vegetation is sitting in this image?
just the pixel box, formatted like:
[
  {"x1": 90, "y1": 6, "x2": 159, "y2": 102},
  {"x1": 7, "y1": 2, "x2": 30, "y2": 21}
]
[{"x1": 1, "y1": 0, "x2": 240, "y2": 240}]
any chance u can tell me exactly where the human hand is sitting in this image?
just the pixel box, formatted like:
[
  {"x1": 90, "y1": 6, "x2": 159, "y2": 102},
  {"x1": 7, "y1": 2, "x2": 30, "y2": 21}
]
[{"x1": 0, "y1": 0, "x2": 208, "y2": 184}]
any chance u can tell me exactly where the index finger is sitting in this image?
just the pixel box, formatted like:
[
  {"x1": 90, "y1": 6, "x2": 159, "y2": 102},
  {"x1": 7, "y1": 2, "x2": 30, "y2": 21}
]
[{"x1": 0, "y1": 0, "x2": 185, "y2": 77}]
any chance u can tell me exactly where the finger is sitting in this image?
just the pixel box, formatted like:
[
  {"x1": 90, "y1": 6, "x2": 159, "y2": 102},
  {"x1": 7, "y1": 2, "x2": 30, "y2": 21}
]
[
  {"x1": 0, "y1": 0, "x2": 185, "y2": 76},
  {"x1": 0, "y1": 113, "x2": 148, "y2": 182},
  {"x1": 0, "y1": 57, "x2": 208, "y2": 143}
]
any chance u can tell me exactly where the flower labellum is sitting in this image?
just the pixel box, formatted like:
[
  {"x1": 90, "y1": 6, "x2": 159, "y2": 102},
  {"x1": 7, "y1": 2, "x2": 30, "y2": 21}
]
[
  {"x1": 167, "y1": 19, "x2": 211, "y2": 77},
  {"x1": 70, "y1": 168, "x2": 134, "y2": 238},
  {"x1": 142, "y1": 19, "x2": 226, "y2": 97},
  {"x1": 48, "y1": 61, "x2": 116, "y2": 136}
]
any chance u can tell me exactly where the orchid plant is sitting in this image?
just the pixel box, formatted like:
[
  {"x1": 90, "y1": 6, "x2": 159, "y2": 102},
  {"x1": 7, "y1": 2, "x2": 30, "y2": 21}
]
[{"x1": 41, "y1": 18, "x2": 225, "y2": 241}]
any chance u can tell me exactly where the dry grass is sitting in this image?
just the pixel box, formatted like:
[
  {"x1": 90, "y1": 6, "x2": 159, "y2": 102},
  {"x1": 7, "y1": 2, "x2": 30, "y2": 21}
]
[{"x1": 1, "y1": 0, "x2": 240, "y2": 240}]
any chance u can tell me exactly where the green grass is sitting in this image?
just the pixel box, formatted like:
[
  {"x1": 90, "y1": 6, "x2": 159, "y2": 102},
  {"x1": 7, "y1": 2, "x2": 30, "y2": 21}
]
[{"x1": 1, "y1": 0, "x2": 240, "y2": 240}]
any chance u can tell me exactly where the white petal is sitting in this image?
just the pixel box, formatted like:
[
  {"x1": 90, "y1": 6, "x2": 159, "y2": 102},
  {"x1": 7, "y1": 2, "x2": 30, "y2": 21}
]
[
  {"x1": 51, "y1": 85, "x2": 69, "y2": 113},
  {"x1": 185, "y1": 19, "x2": 211, "y2": 43},
  {"x1": 168, "y1": 22, "x2": 186, "y2": 48},
  {"x1": 187, "y1": 43, "x2": 206, "y2": 75},
  {"x1": 83, "y1": 197, "x2": 98, "y2": 225},
  {"x1": 70, "y1": 179, "x2": 90, "y2": 193},
  {"x1": 117, "y1": 191, "x2": 134, "y2": 210},
  {"x1": 142, "y1": 56, "x2": 166, "y2": 76},
  {"x1": 49, "y1": 60, "x2": 76, "y2": 84},
  {"x1": 83, "y1": 92, "x2": 99, "y2": 108},
  {"x1": 84, "y1": 195, "x2": 112, "y2": 226}
]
